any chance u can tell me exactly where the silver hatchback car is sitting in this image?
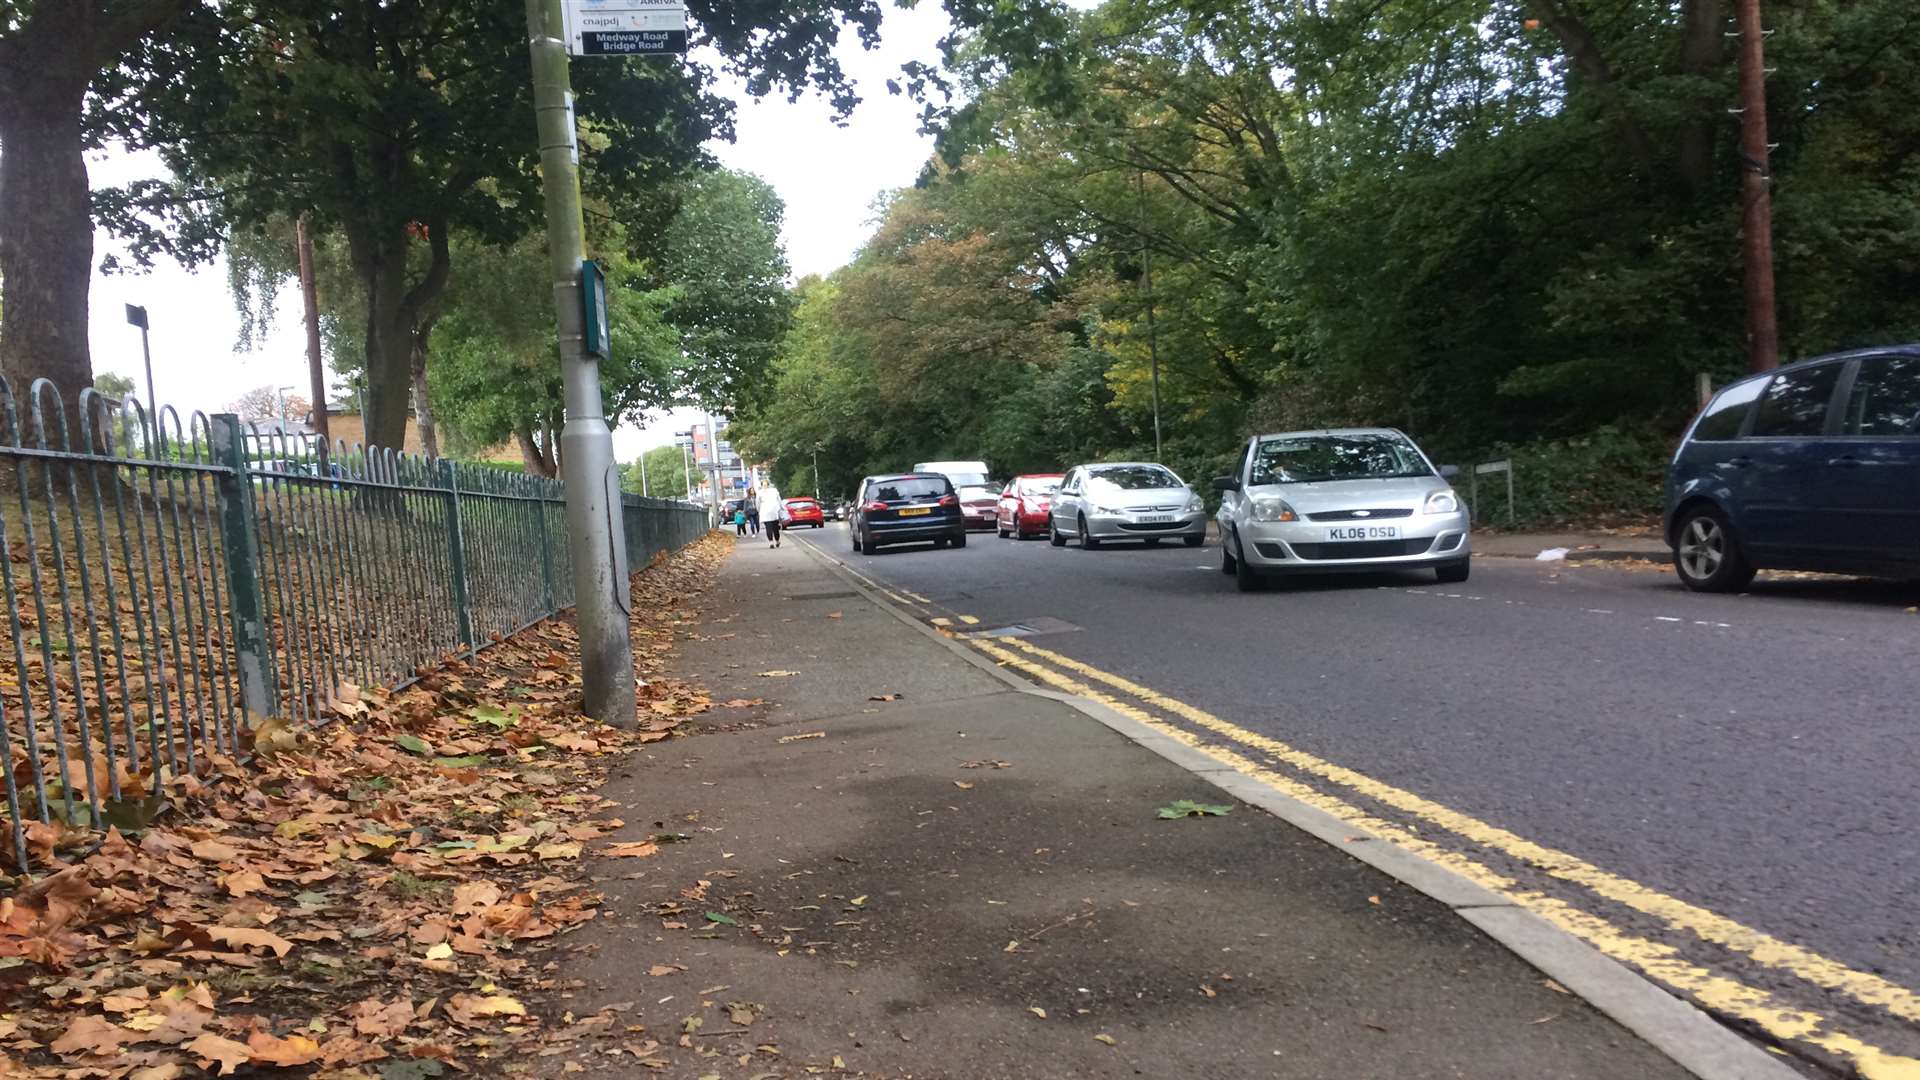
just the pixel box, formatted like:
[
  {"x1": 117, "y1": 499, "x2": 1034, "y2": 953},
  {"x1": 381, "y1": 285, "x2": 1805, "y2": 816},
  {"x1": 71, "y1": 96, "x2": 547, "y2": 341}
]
[
  {"x1": 1213, "y1": 428, "x2": 1470, "y2": 590},
  {"x1": 1049, "y1": 462, "x2": 1208, "y2": 548}
]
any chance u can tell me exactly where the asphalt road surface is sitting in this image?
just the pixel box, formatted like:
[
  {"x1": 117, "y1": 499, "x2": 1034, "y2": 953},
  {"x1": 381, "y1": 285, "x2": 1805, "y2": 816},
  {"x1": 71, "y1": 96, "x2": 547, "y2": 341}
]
[{"x1": 786, "y1": 521, "x2": 1920, "y2": 1078}]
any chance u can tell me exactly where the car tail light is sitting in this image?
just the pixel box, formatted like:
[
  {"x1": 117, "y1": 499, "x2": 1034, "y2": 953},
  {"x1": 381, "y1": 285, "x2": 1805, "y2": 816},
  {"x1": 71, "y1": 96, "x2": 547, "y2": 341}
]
[
  {"x1": 862, "y1": 500, "x2": 888, "y2": 513},
  {"x1": 938, "y1": 494, "x2": 959, "y2": 507}
]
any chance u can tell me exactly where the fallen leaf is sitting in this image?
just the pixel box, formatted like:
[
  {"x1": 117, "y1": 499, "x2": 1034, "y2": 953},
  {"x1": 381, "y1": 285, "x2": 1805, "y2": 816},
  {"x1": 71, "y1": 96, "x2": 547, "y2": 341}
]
[
  {"x1": 52, "y1": 1015, "x2": 131, "y2": 1056},
  {"x1": 1156, "y1": 799, "x2": 1232, "y2": 819},
  {"x1": 1027, "y1": 1007, "x2": 1046, "y2": 1019},
  {"x1": 393, "y1": 734, "x2": 433, "y2": 756},
  {"x1": 953, "y1": 781, "x2": 974, "y2": 790},
  {"x1": 648, "y1": 965, "x2": 679, "y2": 977},
  {"x1": 704, "y1": 912, "x2": 738, "y2": 926},
  {"x1": 186, "y1": 1033, "x2": 253, "y2": 1075},
  {"x1": 826, "y1": 612, "x2": 842, "y2": 619},
  {"x1": 603, "y1": 841, "x2": 660, "y2": 858},
  {"x1": 1094, "y1": 1033, "x2": 1116, "y2": 1046},
  {"x1": 447, "y1": 993, "x2": 527, "y2": 1025},
  {"x1": 190, "y1": 838, "x2": 242, "y2": 862},
  {"x1": 224, "y1": 868, "x2": 268, "y2": 897},
  {"x1": 535, "y1": 841, "x2": 584, "y2": 860},
  {"x1": 777, "y1": 731, "x2": 825, "y2": 743},
  {"x1": 849, "y1": 895, "x2": 867, "y2": 907},
  {"x1": 424, "y1": 942, "x2": 453, "y2": 961},
  {"x1": 247, "y1": 1030, "x2": 324, "y2": 1066},
  {"x1": 201, "y1": 924, "x2": 296, "y2": 958},
  {"x1": 757, "y1": 670, "x2": 801, "y2": 677},
  {"x1": 1544, "y1": 979, "x2": 1571, "y2": 995},
  {"x1": 726, "y1": 1002, "x2": 759, "y2": 1026},
  {"x1": 868, "y1": 693, "x2": 901, "y2": 702}
]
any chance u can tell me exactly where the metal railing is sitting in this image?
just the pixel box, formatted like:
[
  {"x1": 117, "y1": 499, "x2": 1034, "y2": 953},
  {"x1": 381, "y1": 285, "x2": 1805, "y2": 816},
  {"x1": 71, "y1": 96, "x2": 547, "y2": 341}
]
[{"x1": 0, "y1": 376, "x2": 709, "y2": 872}]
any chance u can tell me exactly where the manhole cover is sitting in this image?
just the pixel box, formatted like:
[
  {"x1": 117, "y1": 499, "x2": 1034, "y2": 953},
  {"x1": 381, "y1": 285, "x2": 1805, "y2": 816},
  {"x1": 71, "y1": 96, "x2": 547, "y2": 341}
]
[
  {"x1": 958, "y1": 616, "x2": 1081, "y2": 639},
  {"x1": 784, "y1": 590, "x2": 859, "y2": 601}
]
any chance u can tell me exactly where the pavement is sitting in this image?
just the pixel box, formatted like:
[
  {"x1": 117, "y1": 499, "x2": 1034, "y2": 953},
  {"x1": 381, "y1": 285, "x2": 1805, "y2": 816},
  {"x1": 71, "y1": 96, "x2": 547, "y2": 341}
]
[
  {"x1": 1469, "y1": 530, "x2": 1668, "y2": 561},
  {"x1": 743, "y1": 521, "x2": 1920, "y2": 1079},
  {"x1": 550, "y1": 536, "x2": 1737, "y2": 1079}
]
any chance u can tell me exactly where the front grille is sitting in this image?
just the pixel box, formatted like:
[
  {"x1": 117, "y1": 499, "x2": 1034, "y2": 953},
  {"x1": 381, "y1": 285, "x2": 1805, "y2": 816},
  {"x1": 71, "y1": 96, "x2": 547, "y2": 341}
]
[
  {"x1": 1290, "y1": 538, "x2": 1436, "y2": 560},
  {"x1": 1118, "y1": 521, "x2": 1188, "y2": 532},
  {"x1": 1306, "y1": 508, "x2": 1415, "y2": 522},
  {"x1": 1125, "y1": 505, "x2": 1183, "y2": 514}
]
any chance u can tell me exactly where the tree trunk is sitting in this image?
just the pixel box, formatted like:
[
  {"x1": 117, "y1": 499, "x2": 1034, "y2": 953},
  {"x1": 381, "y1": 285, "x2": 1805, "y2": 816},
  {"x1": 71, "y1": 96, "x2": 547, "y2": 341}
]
[
  {"x1": 0, "y1": 71, "x2": 94, "y2": 432},
  {"x1": 515, "y1": 421, "x2": 556, "y2": 478},
  {"x1": 347, "y1": 217, "x2": 451, "y2": 453},
  {"x1": 1675, "y1": 0, "x2": 1728, "y2": 200},
  {"x1": 410, "y1": 318, "x2": 439, "y2": 459}
]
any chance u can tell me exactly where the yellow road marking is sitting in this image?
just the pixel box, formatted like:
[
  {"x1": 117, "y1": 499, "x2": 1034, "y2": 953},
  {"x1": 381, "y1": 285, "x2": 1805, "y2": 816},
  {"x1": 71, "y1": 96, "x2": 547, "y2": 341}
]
[
  {"x1": 903, "y1": 589, "x2": 934, "y2": 604},
  {"x1": 930, "y1": 617, "x2": 952, "y2": 628},
  {"x1": 974, "y1": 638, "x2": 1920, "y2": 1080},
  {"x1": 1002, "y1": 638, "x2": 1920, "y2": 1028},
  {"x1": 958, "y1": 615, "x2": 980, "y2": 625}
]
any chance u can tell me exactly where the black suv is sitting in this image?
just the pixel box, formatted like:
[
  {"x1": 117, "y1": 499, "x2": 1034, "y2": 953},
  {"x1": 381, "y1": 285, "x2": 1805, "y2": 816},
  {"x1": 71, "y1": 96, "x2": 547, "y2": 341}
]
[{"x1": 850, "y1": 473, "x2": 966, "y2": 554}]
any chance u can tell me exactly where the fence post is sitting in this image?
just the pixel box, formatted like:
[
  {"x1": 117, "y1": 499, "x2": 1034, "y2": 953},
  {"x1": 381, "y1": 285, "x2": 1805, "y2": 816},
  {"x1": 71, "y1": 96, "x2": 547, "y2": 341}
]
[
  {"x1": 211, "y1": 414, "x2": 276, "y2": 718},
  {"x1": 441, "y1": 460, "x2": 475, "y2": 647},
  {"x1": 538, "y1": 494, "x2": 557, "y2": 612}
]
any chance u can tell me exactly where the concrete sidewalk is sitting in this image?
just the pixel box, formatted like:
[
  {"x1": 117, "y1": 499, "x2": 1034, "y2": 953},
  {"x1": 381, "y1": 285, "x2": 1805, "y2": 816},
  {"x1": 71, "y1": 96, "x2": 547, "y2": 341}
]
[
  {"x1": 553, "y1": 538, "x2": 1701, "y2": 1078},
  {"x1": 1472, "y1": 530, "x2": 1668, "y2": 562}
]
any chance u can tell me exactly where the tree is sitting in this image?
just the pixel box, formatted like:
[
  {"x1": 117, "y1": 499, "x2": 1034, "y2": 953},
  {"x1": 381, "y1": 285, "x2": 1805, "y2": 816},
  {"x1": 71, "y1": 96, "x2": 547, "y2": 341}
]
[
  {"x1": 0, "y1": 0, "x2": 193, "y2": 403},
  {"x1": 226, "y1": 384, "x2": 308, "y2": 424},
  {"x1": 128, "y1": 0, "x2": 885, "y2": 452},
  {"x1": 622, "y1": 444, "x2": 691, "y2": 500}
]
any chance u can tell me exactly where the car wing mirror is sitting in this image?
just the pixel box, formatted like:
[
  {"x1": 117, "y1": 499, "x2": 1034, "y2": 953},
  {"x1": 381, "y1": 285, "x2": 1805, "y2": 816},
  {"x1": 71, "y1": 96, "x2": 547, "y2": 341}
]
[
  {"x1": 1439, "y1": 464, "x2": 1461, "y2": 480},
  {"x1": 1211, "y1": 475, "x2": 1240, "y2": 493}
]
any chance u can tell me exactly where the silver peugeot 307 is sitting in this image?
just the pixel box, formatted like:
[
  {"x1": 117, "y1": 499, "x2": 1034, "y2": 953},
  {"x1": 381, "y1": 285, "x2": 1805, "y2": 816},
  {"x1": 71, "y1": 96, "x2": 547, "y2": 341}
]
[
  {"x1": 1048, "y1": 462, "x2": 1208, "y2": 549},
  {"x1": 1212, "y1": 428, "x2": 1471, "y2": 590}
]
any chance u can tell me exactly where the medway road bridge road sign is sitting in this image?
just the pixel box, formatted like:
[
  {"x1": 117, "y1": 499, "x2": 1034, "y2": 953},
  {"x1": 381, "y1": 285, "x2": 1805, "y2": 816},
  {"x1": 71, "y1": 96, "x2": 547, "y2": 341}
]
[{"x1": 565, "y1": 0, "x2": 688, "y2": 56}]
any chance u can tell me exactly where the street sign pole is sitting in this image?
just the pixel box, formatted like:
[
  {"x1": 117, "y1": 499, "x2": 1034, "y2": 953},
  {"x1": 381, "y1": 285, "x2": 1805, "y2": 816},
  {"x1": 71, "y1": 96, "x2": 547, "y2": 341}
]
[{"x1": 525, "y1": 0, "x2": 636, "y2": 726}]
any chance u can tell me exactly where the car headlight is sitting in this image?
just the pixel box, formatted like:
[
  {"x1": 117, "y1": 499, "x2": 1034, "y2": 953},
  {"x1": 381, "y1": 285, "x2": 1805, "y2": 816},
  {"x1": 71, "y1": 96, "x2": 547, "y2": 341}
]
[
  {"x1": 1183, "y1": 493, "x2": 1205, "y2": 513},
  {"x1": 1251, "y1": 498, "x2": 1298, "y2": 523},
  {"x1": 1424, "y1": 490, "x2": 1460, "y2": 514}
]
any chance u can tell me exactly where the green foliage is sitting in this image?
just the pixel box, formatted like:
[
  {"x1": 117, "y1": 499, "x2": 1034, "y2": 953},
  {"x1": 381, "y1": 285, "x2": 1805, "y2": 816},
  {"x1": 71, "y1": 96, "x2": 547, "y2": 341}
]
[
  {"x1": 1475, "y1": 428, "x2": 1674, "y2": 532},
  {"x1": 623, "y1": 445, "x2": 692, "y2": 500}
]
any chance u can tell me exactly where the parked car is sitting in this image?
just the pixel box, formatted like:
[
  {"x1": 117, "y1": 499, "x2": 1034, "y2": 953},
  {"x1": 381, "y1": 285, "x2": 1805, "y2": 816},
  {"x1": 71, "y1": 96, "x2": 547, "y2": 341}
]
[
  {"x1": 849, "y1": 473, "x2": 966, "y2": 554},
  {"x1": 997, "y1": 474, "x2": 1064, "y2": 539},
  {"x1": 783, "y1": 497, "x2": 826, "y2": 528},
  {"x1": 1213, "y1": 428, "x2": 1470, "y2": 591},
  {"x1": 1049, "y1": 463, "x2": 1207, "y2": 549},
  {"x1": 1666, "y1": 345, "x2": 1920, "y2": 591},
  {"x1": 822, "y1": 501, "x2": 843, "y2": 522}
]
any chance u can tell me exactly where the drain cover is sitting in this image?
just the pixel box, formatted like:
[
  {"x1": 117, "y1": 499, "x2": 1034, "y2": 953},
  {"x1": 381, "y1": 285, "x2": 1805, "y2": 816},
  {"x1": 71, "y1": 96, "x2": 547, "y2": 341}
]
[
  {"x1": 784, "y1": 590, "x2": 859, "y2": 601},
  {"x1": 958, "y1": 616, "x2": 1081, "y2": 639}
]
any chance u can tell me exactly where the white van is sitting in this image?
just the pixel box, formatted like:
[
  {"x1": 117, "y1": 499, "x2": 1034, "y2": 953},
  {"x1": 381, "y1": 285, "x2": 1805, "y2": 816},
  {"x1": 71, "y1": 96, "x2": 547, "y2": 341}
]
[
  {"x1": 913, "y1": 460, "x2": 997, "y2": 531},
  {"x1": 911, "y1": 460, "x2": 992, "y2": 487}
]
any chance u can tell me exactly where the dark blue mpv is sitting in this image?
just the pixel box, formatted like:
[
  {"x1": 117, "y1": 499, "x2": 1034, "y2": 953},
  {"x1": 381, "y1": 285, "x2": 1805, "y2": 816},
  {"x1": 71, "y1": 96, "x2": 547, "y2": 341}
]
[{"x1": 1666, "y1": 346, "x2": 1920, "y2": 591}]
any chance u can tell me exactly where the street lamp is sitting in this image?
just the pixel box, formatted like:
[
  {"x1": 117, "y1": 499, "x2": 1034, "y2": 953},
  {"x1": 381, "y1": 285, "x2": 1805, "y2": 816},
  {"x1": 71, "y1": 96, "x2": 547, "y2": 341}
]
[
  {"x1": 675, "y1": 430, "x2": 694, "y2": 502},
  {"x1": 811, "y1": 444, "x2": 823, "y2": 501},
  {"x1": 124, "y1": 304, "x2": 157, "y2": 452}
]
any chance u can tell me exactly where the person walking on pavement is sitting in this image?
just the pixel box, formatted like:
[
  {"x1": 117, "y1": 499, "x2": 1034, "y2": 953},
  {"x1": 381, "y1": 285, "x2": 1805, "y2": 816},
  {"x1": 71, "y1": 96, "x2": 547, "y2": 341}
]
[
  {"x1": 744, "y1": 489, "x2": 761, "y2": 536},
  {"x1": 758, "y1": 482, "x2": 786, "y2": 548},
  {"x1": 733, "y1": 502, "x2": 747, "y2": 537}
]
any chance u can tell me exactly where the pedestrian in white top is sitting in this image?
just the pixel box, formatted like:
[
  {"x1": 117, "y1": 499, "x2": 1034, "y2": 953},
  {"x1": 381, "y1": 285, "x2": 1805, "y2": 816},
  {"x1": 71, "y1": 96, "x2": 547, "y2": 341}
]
[{"x1": 757, "y1": 484, "x2": 786, "y2": 548}]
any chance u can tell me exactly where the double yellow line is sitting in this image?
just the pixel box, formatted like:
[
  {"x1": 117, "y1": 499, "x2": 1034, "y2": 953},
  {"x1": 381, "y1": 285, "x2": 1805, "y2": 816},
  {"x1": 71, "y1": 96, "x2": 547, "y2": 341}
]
[{"x1": 968, "y1": 635, "x2": 1920, "y2": 1080}]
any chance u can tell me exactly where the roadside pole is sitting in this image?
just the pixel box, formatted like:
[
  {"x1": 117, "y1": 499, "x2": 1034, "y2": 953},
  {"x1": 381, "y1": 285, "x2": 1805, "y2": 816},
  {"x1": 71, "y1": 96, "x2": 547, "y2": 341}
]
[
  {"x1": 296, "y1": 214, "x2": 331, "y2": 465},
  {"x1": 524, "y1": 0, "x2": 637, "y2": 725},
  {"x1": 1735, "y1": 0, "x2": 1779, "y2": 372}
]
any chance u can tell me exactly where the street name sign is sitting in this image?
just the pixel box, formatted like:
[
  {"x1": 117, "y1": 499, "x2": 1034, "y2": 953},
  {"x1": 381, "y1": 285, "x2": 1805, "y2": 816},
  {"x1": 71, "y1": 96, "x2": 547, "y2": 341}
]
[{"x1": 565, "y1": 0, "x2": 688, "y2": 56}]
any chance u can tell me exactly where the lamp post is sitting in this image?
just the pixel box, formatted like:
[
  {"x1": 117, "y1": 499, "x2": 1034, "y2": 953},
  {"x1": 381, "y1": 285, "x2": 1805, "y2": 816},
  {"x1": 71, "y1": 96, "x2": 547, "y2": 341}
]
[
  {"x1": 124, "y1": 304, "x2": 156, "y2": 451},
  {"x1": 675, "y1": 430, "x2": 693, "y2": 502},
  {"x1": 811, "y1": 444, "x2": 823, "y2": 501}
]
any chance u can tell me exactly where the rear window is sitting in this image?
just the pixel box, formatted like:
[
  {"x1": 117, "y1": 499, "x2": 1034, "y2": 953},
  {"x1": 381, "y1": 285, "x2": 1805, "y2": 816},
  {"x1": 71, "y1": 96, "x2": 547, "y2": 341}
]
[
  {"x1": 868, "y1": 477, "x2": 949, "y2": 501},
  {"x1": 1020, "y1": 478, "x2": 1061, "y2": 495},
  {"x1": 788, "y1": 500, "x2": 817, "y2": 509}
]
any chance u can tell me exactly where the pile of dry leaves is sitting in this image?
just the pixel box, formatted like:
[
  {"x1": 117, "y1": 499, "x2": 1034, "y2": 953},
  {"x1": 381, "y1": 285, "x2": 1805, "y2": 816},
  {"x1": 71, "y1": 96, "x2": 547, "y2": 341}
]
[{"x1": 0, "y1": 532, "x2": 732, "y2": 1079}]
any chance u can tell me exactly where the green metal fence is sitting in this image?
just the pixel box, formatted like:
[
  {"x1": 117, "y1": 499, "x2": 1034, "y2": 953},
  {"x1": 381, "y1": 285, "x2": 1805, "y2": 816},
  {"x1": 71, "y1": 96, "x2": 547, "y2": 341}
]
[{"x1": 0, "y1": 376, "x2": 709, "y2": 872}]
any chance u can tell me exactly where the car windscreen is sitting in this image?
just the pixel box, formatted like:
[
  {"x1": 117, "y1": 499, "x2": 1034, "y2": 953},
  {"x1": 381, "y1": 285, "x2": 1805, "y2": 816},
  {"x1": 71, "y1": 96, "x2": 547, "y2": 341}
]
[
  {"x1": 1252, "y1": 434, "x2": 1433, "y2": 484},
  {"x1": 1021, "y1": 479, "x2": 1060, "y2": 495},
  {"x1": 869, "y1": 477, "x2": 949, "y2": 501},
  {"x1": 941, "y1": 471, "x2": 989, "y2": 487},
  {"x1": 958, "y1": 485, "x2": 998, "y2": 501},
  {"x1": 1088, "y1": 465, "x2": 1181, "y2": 490}
]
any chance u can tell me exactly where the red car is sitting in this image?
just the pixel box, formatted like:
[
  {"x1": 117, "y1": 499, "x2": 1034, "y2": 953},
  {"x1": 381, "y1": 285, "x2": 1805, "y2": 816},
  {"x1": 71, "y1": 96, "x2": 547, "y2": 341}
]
[
  {"x1": 996, "y1": 473, "x2": 1064, "y2": 540},
  {"x1": 782, "y1": 497, "x2": 826, "y2": 528}
]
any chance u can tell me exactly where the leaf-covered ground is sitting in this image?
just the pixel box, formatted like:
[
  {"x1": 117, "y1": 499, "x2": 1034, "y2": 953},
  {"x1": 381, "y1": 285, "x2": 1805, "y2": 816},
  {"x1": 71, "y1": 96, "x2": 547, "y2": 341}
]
[{"x1": 0, "y1": 531, "x2": 732, "y2": 1079}]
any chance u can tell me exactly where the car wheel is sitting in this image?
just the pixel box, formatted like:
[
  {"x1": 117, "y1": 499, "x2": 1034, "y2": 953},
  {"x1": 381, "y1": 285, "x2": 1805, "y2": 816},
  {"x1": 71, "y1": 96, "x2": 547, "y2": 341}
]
[
  {"x1": 1221, "y1": 535, "x2": 1237, "y2": 575},
  {"x1": 859, "y1": 532, "x2": 878, "y2": 556},
  {"x1": 1233, "y1": 530, "x2": 1261, "y2": 592},
  {"x1": 1049, "y1": 518, "x2": 1066, "y2": 547},
  {"x1": 954, "y1": 532, "x2": 967, "y2": 549},
  {"x1": 997, "y1": 522, "x2": 1010, "y2": 539},
  {"x1": 851, "y1": 527, "x2": 860, "y2": 553},
  {"x1": 1673, "y1": 506, "x2": 1756, "y2": 592},
  {"x1": 1183, "y1": 534, "x2": 1204, "y2": 548},
  {"x1": 1080, "y1": 516, "x2": 1101, "y2": 550},
  {"x1": 1435, "y1": 558, "x2": 1471, "y2": 584}
]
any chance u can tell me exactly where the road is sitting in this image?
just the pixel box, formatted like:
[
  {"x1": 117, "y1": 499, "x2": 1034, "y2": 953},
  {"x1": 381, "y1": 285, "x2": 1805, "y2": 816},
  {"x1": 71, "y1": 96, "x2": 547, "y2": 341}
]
[{"x1": 784, "y1": 521, "x2": 1920, "y2": 1078}]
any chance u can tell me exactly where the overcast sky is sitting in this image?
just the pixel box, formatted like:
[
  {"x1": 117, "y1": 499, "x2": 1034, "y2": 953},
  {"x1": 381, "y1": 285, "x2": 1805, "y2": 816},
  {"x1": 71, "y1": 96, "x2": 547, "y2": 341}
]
[{"x1": 83, "y1": 2, "x2": 953, "y2": 461}]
